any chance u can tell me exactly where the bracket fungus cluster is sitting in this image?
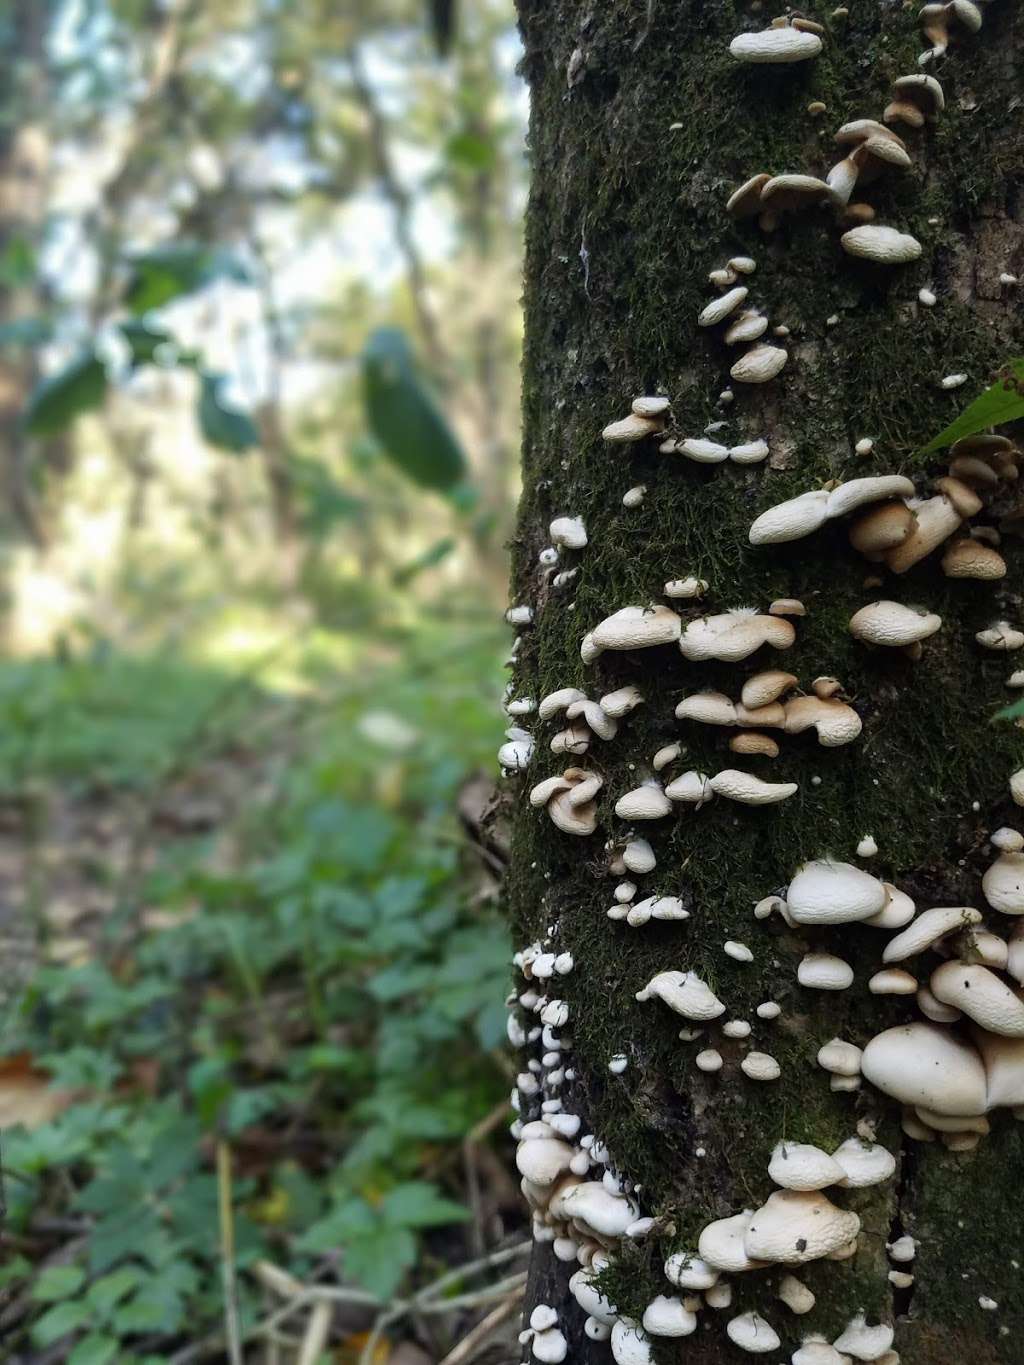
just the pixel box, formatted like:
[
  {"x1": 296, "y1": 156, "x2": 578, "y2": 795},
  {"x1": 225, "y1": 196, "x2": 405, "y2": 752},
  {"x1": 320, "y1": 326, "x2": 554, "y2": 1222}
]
[{"x1": 696, "y1": 253, "x2": 788, "y2": 385}]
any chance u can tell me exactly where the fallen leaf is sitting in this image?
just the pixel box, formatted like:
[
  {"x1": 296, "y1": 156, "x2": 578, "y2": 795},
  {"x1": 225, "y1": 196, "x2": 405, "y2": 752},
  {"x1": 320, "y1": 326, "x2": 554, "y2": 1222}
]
[{"x1": 0, "y1": 1055, "x2": 75, "y2": 1129}]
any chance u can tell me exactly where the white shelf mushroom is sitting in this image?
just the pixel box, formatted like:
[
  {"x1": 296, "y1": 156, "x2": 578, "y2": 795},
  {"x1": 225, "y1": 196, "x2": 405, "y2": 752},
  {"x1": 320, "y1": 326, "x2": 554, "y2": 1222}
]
[
  {"x1": 726, "y1": 1310, "x2": 782, "y2": 1354},
  {"x1": 882, "y1": 905, "x2": 982, "y2": 962},
  {"x1": 664, "y1": 1252, "x2": 719, "y2": 1290},
  {"x1": 787, "y1": 860, "x2": 887, "y2": 925},
  {"x1": 729, "y1": 28, "x2": 822, "y2": 63},
  {"x1": 710, "y1": 770, "x2": 798, "y2": 804},
  {"x1": 861, "y1": 1022, "x2": 987, "y2": 1116},
  {"x1": 549, "y1": 516, "x2": 588, "y2": 549},
  {"x1": 587, "y1": 605, "x2": 682, "y2": 658},
  {"x1": 841, "y1": 225, "x2": 922, "y2": 264},
  {"x1": 744, "y1": 1190, "x2": 861, "y2": 1263},
  {"x1": 832, "y1": 1137, "x2": 897, "y2": 1187},
  {"x1": 833, "y1": 1315, "x2": 894, "y2": 1362},
  {"x1": 798, "y1": 953, "x2": 855, "y2": 990},
  {"x1": 610, "y1": 1320, "x2": 653, "y2": 1365},
  {"x1": 749, "y1": 490, "x2": 830, "y2": 545},
  {"x1": 768, "y1": 1141, "x2": 845, "y2": 1191},
  {"x1": 930, "y1": 961, "x2": 1024, "y2": 1036},
  {"x1": 731, "y1": 344, "x2": 788, "y2": 384},
  {"x1": 641, "y1": 1296, "x2": 697, "y2": 1338},
  {"x1": 849, "y1": 600, "x2": 942, "y2": 647},
  {"x1": 778, "y1": 1274, "x2": 816, "y2": 1314},
  {"x1": 636, "y1": 970, "x2": 725, "y2": 1020}
]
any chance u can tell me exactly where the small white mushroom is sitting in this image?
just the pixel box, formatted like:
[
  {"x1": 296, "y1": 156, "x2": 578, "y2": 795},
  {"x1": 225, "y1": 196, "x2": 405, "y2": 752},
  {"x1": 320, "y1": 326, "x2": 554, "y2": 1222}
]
[
  {"x1": 615, "y1": 782, "x2": 672, "y2": 820},
  {"x1": 588, "y1": 605, "x2": 682, "y2": 656},
  {"x1": 664, "y1": 576, "x2": 708, "y2": 599},
  {"x1": 696, "y1": 1048, "x2": 724, "y2": 1073},
  {"x1": 726, "y1": 1310, "x2": 781, "y2": 1354},
  {"x1": 600, "y1": 685, "x2": 644, "y2": 718},
  {"x1": 787, "y1": 860, "x2": 887, "y2": 925},
  {"x1": 632, "y1": 396, "x2": 670, "y2": 418},
  {"x1": 768, "y1": 1141, "x2": 845, "y2": 1191},
  {"x1": 833, "y1": 1316, "x2": 894, "y2": 1362},
  {"x1": 817, "y1": 1038, "x2": 863, "y2": 1077},
  {"x1": 832, "y1": 1137, "x2": 896, "y2": 1187},
  {"x1": 730, "y1": 438, "x2": 770, "y2": 464},
  {"x1": 856, "y1": 834, "x2": 879, "y2": 858},
  {"x1": 622, "y1": 484, "x2": 646, "y2": 508},
  {"x1": 636, "y1": 970, "x2": 725, "y2": 1020},
  {"x1": 798, "y1": 952, "x2": 855, "y2": 991},
  {"x1": 868, "y1": 968, "x2": 917, "y2": 995},
  {"x1": 849, "y1": 600, "x2": 942, "y2": 648},
  {"x1": 698, "y1": 286, "x2": 749, "y2": 328},
  {"x1": 550, "y1": 516, "x2": 588, "y2": 549},
  {"x1": 745, "y1": 1190, "x2": 860, "y2": 1263},
  {"x1": 678, "y1": 437, "x2": 731, "y2": 464},
  {"x1": 741, "y1": 1051, "x2": 781, "y2": 1081},
  {"x1": 602, "y1": 413, "x2": 663, "y2": 443},
  {"x1": 709, "y1": 770, "x2": 797, "y2": 805},
  {"x1": 730, "y1": 344, "x2": 788, "y2": 385},
  {"x1": 977, "y1": 622, "x2": 1024, "y2": 652},
  {"x1": 610, "y1": 1321, "x2": 653, "y2": 1365},
  {"x1": 642, "y1": 1296, "x2": 697, "y2": 1338},
  {"x1": 861, "y1": 1022, "x2": 987, "y2": 1115},
  {"x1": 778, "y1": 1274, "x2": 815, "y2": 1314},
  {"x1": 729, "y1": 28, "x2": 822, "y2": 63},
  {"x1": 883, "y1": 905, "x2": 982, "y2": 962},
  {"x1": 623, "y1": 838, "x2": 656, "y2": 874},
  {"x1": 841, "y1": 224, "x2": 922, "y2": 264}
]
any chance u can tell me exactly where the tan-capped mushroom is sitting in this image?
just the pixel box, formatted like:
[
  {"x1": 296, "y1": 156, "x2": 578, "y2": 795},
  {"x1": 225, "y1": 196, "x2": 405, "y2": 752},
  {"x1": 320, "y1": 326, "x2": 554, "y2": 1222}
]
[
  {"x1": 602, "y1": 413, "x2": 664, "y2": 443},
  {"x1": 841, "y1": 224, "x2": 923, "y2": 265},
  {"x1": 849, "y1": 501, "x2": 916, "y2": 559},
  {"x1": 884, "y1": 73, "x2": 944, "y2": 127},
  {"x1": 783, "y1": 696, "x2": 862, "y2": 747},
  {"x1": 730, "y1": 732, "x2": 780, "y2": 758},
  {"x1": 727, "y1": 173, "x2": 772, "y2": 218},
  {"x1": 741, "y1": 671, "x2": 798, "y2": 709},
  {"x1": 849, "y1": 600, "x2": 942, "y2": 648},
  {"x1": 942, "y1": 539, "x2": 1006, "y2": 579},
  {"x1": 730, "y1": 344, "x2": 788, "y2": 385}
]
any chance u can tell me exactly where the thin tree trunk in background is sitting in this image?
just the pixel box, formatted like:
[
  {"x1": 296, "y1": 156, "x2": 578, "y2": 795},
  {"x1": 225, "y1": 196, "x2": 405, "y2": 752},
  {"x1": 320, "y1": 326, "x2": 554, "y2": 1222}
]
[{"x1": 505, "y1": 2, "x2": 1023, "y2": 1361}]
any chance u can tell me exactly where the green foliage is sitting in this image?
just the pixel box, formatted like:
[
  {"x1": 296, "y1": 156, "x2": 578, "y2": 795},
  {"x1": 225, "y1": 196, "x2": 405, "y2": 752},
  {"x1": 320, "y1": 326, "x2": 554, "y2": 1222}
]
[
  {"x1": 22, "y1": 350, "x2": 107, "y2": 435},
  {"x1": 3, "y1": 627, "x2": 509, "y2": 1359},
  {"x1": 124, "y1": 244, "x2": 249, "y2": 314},
  {"x1": 362, "y1": 327, "x2": 468, "y2": 493},
  {"x1": 197, "y1": 372, "x2": 260, "y2": 452},
  {"x1": 920, "y1": 358, "x2": 1024, "y2": 453}
]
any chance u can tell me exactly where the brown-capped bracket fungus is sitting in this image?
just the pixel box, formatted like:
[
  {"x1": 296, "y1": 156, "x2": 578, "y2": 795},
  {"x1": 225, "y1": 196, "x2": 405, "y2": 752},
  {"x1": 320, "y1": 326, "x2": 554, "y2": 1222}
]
[
  {"x1": 530, "y1": 768, "x2": 604, "y2": 836},
  {"x1": 883, "y1": 73, "x2": 945, "y2": 128}
]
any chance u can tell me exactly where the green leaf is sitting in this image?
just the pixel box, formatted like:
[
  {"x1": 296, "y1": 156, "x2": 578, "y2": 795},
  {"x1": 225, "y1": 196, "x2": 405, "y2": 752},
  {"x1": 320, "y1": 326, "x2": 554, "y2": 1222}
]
[
  {"x1": 118, "y1": 320, "x2": 174, "y2": 367},
  {"x1": 345, "y1": 1225, "x2": 417, "y2": 1300},
  {"x1": 920, "y1": 359, "x2": 1024, "y2": 453},
  {"x1": 23, "y1": 351, "x2": 107, "y2": 435},
  {"x1": 68, "y1": 1333, "x2": 120, "y2": 1365},
  {"x1": 380, "y1": 1181, "x2": 468, "y2": 1229},
  {"x1": 393, "y1": 536, "x2": 456, "y2": 585},
  {"x1": 86, "y1": 1266, "x2": 143, "y2": 1316},
  {"x1": 362, "y1": 327, "x2": 467, "y2": 493},
  {"x1": 31, "y1": 1299, "x2": 91, "y2": 1347},
  {"x1": 32, "y1": 1265, "x2": 87, "y2": 1302},
  {"x1": 197, "y1": 373, "x2": 260, "y2": 452},
  {"x1": 124, "y1": 244, "x2": 249, "y2": 313},
  {"x1": 445, "y1": 131, "x2": 496, "y2": 172}
]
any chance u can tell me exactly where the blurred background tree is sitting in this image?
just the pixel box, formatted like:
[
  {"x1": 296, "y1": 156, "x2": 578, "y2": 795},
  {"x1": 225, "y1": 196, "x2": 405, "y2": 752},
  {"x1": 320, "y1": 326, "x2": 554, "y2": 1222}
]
[{"x1": 0, "y1": 2, "x2": 529, "y2": 1361}]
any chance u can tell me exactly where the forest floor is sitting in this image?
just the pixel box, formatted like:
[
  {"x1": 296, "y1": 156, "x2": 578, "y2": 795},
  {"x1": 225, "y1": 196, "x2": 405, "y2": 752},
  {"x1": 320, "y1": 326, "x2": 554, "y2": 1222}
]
[{"x1": 0, "y1": 628, "x2": 523, "y2": 1365}]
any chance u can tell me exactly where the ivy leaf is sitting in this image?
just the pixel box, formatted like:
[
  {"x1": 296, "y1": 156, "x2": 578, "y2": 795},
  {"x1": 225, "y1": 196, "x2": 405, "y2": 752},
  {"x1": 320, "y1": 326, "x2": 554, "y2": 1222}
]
[
  {"x1": 23, "y1": 351, "x2": 107, "y2": 435},
  {"x1": 197, "y1": 373, "x2": 260, "y2": 452},
  {"x1": 362, "y1": 327, "x2": 468, "y2": 494},
  {"x1": 344, "y1": 1226, "x2": 417, "y2": 1300},
  {"x1": 31, "y1": 1299, "x2": 91, "y2": 1347},
  {"x1": 920, "y1": 358, "x2": 1024, "y2": 453},
  {"x1": 68, "y1": 1333, "x2": 119, "y2": 1365}
]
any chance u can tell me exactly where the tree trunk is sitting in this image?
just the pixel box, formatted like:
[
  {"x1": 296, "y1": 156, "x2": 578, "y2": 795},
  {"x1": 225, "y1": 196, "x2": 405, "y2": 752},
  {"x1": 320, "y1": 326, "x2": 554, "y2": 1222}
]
[{"x1": 506, "y1": 2, "x2": 1023, "y2": 1362}]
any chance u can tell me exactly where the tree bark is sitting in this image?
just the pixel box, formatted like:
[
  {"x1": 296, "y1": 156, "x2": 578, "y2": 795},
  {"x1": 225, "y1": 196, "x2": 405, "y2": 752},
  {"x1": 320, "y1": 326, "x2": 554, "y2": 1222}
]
[{"x1": 506, "y1": 2, "x2": 1024, "y2": 1362}]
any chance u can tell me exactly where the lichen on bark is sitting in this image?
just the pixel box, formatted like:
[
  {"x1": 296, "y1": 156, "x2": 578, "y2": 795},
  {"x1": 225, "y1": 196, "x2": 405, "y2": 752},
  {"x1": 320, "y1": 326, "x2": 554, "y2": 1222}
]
[{"x1": 506, "y1": 1, "x2": 1024, "y2": 1360}]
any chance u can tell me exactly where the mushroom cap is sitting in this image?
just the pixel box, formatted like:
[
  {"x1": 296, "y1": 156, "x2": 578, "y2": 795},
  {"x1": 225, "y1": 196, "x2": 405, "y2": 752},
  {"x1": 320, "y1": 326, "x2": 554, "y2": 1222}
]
[
  {"x1": 727, "y1": 173, "x2": 772, "y2": 217},
  {"x1": 709, "y1": 769, "x2": 797, "y2": 804},
  {"x1": 663, "y1": 576, "x2": 707, "y2": 599},
  {"x1": 599, "y1": 685, "x2": 644, "y2": 718},
  {"x1": 893, "y1": 72, "x2": 945, "y2": 114},
  {"x1": 678, "y1": 437, "x2": 730, "y2": 463},
  {"x1": 930, "y1": 961, "x2": 1024, "y2": 1037},
  {"x1": 602, "y1": 413, "x2": 663, "y2": 443},
  {"x1": 548, "y1": 785, "x2": 600, "y2": 836},
  {"x1": 569, "y1": 1268, "x2": 618, "y2": 1324},
  {"x1": 680, "y1": 610, "x2": 796, "y2": 662},
  {"x1": 632, "y1": 395, "x2": 670, "y2": 418},
  {"x1": 883, "y1": 905, "x2": 983, "y2": 962},
  {"x1": 943, "y1": 539, "x2": 1008, "y2": 579},
  {"x1": 841, "y1": 225, "x2": 922, "y2": 264},
  {"x1": 787, "y1": 860, "x2": 887, "y2": 925},
  {"x1": 664, "y1": 1252, "x2": 719, "y2": 1290},
  {"x1": 699, "y1": 1210, "x2": 763, "y2": 1272},
  {"x1": 798, "y1": 952, "x2": 855, "y2": 991},
  {"x1": 760, "y1": 174, "x2": 832, "y2": 212},
  {"x1": 835, "y1": 119, "x2": 907, "y2": 149},
  {"x1": 516, "y1": 1136, "x2": 576, "y2": 1185},
  {"x1": 741, "y1": 1051, "x2": 781, "y2": 1081},
  {"x1": 826, "y1": 475, "x2": 915, "y2": 520},
  {"x1": 642, "y1": 1296, "x2": 696, "y2": 1338},
  {"x1": 817, "y1": 1038, "x2": 863, "y2": 1077},
  {"x1": 831, "y1": 1137, "x2": 896, "y2": 1188},
  {"x1": 868, "y1": 968, "x2": 918, "y2": 995},
  {"x1": 885, "y1": 494, "x2": 962, "y2": 573},
  {"x1": 725, "y1": 312, "x2": 769, "y2": 345},
  {"x1": 676, "y1": 692, "x2": 738, "y2": 725},
  {"x1": 614, "y1": 782, "x2": 672, "y2": 820},
  {"x1": 610, "y1": 1320, "x2": 653, "y2": 1365},
  {"x1": 549, "y1": 515, "x2": 588, "y2": 549},
  {"x1": 768, "y1": 1141, "x2": 846, "y2": 1191},
  {"x1": 983, "y1": 851, "x2": 1024, "y2": 915},
  {"x1": 833, "y1": 1317, "x2": 894, "y2": 1363},
  {"x1": 532, "y1": 1328, "x2": 568, "y2": 1363},
  {"x1": 861, "y1": 1022, "x2": 987, "y2": 1115},
  {"x1": 559, "y1": 1182, "x2": 638, "y2": 1237},
  {"x1": 972, "y1": 1030, "x2": 1024, "y2": 1109},
  {"x1": 977, "y1": 622, "x2": 1024, "y2": 651},
  {"x1": 742, "y1": 671, "x2": 798, "y2": 709},
  {"x1": 566, "y1": 699, "x2": 618, "y2": 740},
  {"x1": 731, "y1": 732, "x2": 780, "y2": 758},
  {"x1": 849, "y1": 600, "x2": 942, "y2": 647},
  {"x1": 698, "y1": 287, "x2": 749, "y2": 328},
  {"x1": 783, "y1": 696, "x2": 862, "y2": 747},
  {"x1": 729, "y1": 28, "x2": 822, "y2": 62},
  {"x1": 622, "y1": 837, "x2": 656, "y2": 873},
  {"x1": 749, "y1": 490, "x2": 830, "y2": 545},
  {"x1": 664, "y1": 769, "x2": 714, "y2": 804},
  {"x1": 726, "y1": 1310, "x2": 781, "y2": 1355},
  {"x1": 864, "y1": 883, "x2": 917, "y2": 929},
  {"x1": 636, "y1": 970, "x2": 725, "y2": 1020},
  {"x1": 744, "y1": 1190, "x2": 861, "y2": 1264},
  {"x1": 934, "y1": 475, "x2": 984, "y2": 517},
  {"x1": 590, "y1": 605, "x2": 682, "y2": 653},
  {"x1": 730, "y1": 344, "x2": 788, "y2": 385},
  {"x1": 848, "y1": 501, "x2": 915, "y2": 557},
  {"x1": 793, "y1": 1342, "x2": 851, "y2": 1365}
]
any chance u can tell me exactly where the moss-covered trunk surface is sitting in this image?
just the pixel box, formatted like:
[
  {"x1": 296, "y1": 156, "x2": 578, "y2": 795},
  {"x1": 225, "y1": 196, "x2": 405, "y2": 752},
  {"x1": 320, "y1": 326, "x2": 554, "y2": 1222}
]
[{"x1": 505, "y1": 1, "x2": 1024, "y2": 1361}]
